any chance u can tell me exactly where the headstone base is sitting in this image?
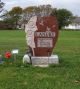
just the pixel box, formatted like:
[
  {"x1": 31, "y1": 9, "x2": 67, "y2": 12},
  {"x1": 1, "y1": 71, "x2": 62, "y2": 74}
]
[{"x1": 31, "y1": 55, "x2": 59, "y2": 67}]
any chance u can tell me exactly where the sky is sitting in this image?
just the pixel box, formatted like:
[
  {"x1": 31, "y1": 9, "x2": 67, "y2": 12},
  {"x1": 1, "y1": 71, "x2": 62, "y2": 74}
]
[{"x1": 1, "y1": 0, "x2": 80, "y2": 16}]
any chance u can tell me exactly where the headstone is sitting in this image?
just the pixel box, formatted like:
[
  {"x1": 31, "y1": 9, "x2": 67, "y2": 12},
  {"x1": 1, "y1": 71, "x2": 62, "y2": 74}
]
[{"x1": 25, "y1": 16, "x2": 59, "y2": 67}]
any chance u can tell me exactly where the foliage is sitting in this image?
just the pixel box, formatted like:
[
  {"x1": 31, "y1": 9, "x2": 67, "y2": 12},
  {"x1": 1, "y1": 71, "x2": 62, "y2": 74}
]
[
  {"x1": 2, "y1": 7, "x2": 23, "y2": 29},
  {"x1": 39, "y1": 4, "x2": 52, "y2": 16},
  {"x1": 0, "y1": 30, "x2": 80, "y2": 89},
  {"x1": 23, "y1": 6, "x2": 39, "y2": 21},
  {"x1": 23, "y1": 5, "x2": 52, "y2": 20},
  {"x1": 51, "y1": 8, "x2": 73, "y2": 29},
  {"x1": 23, "y1": 6, "x2": 39, "y2": 14},
  {"x1": 9, "y1": 7, "x2": 22, "y2": 23}
]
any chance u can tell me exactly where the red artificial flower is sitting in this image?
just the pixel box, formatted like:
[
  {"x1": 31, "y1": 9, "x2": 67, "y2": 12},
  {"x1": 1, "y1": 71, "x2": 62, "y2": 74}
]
[{"x1": 5, "y1": 52, "x2": 11, "y2": 59}]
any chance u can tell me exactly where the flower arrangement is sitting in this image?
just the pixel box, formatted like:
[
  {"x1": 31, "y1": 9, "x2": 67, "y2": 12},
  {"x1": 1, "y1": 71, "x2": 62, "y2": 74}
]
[
  {"x1": 4, "y1": 52, "x2": 13, "y2": 64},
  {"x1": 5, "y1": 52, "x2": 12, "y2": 59}
]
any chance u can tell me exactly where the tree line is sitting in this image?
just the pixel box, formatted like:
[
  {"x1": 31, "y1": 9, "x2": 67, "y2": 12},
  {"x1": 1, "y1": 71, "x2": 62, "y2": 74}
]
[{"x1": 0, "y1": 1, "x2": 73, "y2": 29}]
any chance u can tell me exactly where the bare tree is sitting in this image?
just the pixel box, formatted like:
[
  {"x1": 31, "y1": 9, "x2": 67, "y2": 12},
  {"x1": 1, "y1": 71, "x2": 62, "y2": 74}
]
[{"x1": 0, "y1": 0, "x2": 4, "y2": 13}]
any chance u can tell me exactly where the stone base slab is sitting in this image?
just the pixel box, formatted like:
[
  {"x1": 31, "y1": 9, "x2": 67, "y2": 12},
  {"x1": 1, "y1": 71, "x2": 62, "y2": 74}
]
[{"x1": 31, "y1": 55, "x2": 59, "y2": 67}]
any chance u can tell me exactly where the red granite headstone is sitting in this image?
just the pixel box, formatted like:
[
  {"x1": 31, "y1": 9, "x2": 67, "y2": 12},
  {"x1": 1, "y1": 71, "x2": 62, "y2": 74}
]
[{"x1": 25, "y1": 16, "x2": 59, "y2": 57}]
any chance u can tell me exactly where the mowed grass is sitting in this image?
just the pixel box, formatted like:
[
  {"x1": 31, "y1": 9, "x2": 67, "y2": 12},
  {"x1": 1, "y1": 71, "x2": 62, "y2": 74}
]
[{"x1": 0, "y1": 30, "x2": 80, "y2": 89}]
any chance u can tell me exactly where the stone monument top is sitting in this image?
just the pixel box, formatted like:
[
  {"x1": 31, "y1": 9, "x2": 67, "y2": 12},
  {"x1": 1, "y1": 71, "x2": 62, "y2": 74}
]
[{"x1": 25, "y1": 16, "x2": 58, "y2": 57}]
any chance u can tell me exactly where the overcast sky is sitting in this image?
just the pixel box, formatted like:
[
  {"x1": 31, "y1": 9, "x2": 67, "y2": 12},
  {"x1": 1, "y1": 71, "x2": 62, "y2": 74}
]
[{"x1": 2, "y1": 0, "x2": 80, "y2": 16}]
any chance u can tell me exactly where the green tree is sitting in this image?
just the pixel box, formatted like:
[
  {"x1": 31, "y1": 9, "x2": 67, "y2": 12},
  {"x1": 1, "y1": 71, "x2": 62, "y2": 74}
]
[
  {"x1": 9, "y1": 6, "x2": 23, "y2": 27},
  {"x1": 2, "y1": 6, "x2": 22, "y2": 28},
  {"x1": 23, "y1": 6, "x2": 40, "y2": 20},
  {"x1": 23, "y1": 6, "x2": 38, "y2": 14},
  {"x1": 1, "y1": 6, "x2": 23, "y2": 29},
  {"x1": 51, "y1": 8, "x2": 73, "y2": 29}
]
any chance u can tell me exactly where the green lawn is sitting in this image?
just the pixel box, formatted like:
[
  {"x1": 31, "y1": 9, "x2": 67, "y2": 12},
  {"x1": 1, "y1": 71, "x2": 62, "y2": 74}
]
[{"x1": 0, "y1": 30, "x2": 80, "y2": 89}]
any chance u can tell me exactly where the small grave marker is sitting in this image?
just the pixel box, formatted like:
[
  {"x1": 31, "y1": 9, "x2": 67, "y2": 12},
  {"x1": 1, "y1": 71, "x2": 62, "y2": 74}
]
[{"x1": 11, "y1": 49, "x2": 19, "y2": 61}]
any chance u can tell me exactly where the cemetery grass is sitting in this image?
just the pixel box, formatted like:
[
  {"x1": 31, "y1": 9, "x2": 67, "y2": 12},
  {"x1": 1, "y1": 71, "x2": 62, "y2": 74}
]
[{"x1": 0, "y1": 30, "x2": 80, "y2": 89}]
